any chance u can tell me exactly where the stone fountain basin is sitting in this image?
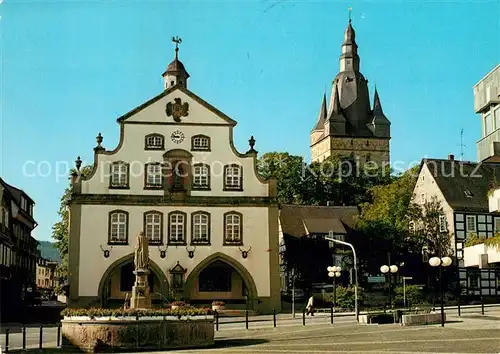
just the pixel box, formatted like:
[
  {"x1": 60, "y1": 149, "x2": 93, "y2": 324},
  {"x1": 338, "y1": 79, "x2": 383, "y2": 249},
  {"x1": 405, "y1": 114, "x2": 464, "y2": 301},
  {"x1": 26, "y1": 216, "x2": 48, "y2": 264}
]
[{"x1": 62, "y1": 315, "x2": 214, "y2": 352}]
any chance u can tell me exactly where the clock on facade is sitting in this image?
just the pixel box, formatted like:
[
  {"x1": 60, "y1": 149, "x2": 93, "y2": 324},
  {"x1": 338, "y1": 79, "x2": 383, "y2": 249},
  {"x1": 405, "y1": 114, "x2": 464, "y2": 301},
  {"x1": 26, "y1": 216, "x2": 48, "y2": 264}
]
[{"x1": 171, "y1": 131, "x2": 185, "y2": 144}]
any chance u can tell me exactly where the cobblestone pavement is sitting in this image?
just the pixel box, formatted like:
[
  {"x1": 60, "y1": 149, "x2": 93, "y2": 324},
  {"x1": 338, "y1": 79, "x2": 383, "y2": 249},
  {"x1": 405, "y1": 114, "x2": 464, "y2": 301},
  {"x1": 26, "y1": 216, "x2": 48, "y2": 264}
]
[{"x1": 1, "y1": 310, "x2": 499, "y2": 353}]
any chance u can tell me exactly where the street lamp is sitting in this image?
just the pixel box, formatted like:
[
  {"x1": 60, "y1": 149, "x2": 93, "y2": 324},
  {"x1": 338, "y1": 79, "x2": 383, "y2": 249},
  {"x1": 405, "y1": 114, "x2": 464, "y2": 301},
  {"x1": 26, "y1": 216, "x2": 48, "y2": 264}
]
[
  {"x1": 325, "y1": 234, "x2": 359, "y2": 322},
  {"x1": 429, "y1": 256, "x2": 452, "y2": 327},
  {"x1": 380, "y1": 264, "x2": 398, "y2": 308},
  {"x1": 327, "y1": 266, "x2": 341, "y2": 310},
  {"x1": 402, "y1": 276, "x2": 413, "y2": 308}
]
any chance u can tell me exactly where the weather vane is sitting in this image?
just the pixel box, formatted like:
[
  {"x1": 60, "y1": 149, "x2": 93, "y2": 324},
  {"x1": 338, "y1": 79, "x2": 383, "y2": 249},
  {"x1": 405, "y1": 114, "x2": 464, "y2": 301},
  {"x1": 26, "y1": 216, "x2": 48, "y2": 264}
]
[
  {"x1": 172, "y1": 36, "x2": 182, "y2": 58},
  {"x1": 348, "y1": 6, "x2": 352, "y2": 22}
]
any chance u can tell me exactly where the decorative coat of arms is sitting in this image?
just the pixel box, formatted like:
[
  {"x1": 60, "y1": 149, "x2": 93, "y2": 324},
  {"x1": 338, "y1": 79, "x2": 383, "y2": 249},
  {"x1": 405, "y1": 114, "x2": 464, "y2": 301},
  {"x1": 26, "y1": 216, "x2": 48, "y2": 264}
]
[{"x1": 166, "y1": 98, "x2": 189, "y2": 122}]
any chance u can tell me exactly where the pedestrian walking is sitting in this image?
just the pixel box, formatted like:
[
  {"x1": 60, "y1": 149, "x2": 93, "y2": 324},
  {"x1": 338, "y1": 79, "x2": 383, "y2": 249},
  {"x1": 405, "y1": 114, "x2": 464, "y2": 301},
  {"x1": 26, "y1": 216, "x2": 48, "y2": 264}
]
[{"x1": 306, "y1": 295, "x2": 315, "y2": 316}]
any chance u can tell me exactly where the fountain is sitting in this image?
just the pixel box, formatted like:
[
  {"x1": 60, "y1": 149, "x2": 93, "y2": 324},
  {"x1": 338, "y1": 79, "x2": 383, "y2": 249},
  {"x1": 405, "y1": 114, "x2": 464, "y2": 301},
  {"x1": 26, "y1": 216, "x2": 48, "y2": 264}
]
[
  {"x1": 61, "y1": 231, "x2": 214, "y2": 352},
  {"x1": 130, "y1": 231, "x2": 152, "y2": 309}
]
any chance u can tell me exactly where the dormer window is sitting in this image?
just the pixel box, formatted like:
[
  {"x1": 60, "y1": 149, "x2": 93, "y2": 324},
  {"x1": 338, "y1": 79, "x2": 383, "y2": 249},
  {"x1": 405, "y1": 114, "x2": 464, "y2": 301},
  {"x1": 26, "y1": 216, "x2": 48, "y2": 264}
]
[
  {"x1": 191, "y1": 135, "x2": 211, "y2": 151},
  {"x1": 223, "y1": 164, "x2": 243, "y2": 191},
  {"x1": 145, "y1": 134, "x2": 164, "y2": 150},
  {"x1": 109, "y1": 161, "x2": 130, "y2": 189}
]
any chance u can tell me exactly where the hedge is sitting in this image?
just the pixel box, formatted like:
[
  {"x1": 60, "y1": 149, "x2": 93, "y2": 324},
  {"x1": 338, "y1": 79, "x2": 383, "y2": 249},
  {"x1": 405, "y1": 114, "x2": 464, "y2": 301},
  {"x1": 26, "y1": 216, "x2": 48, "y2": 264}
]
[{"x1": 61, "y1": 307, "x2": 213, "y2": 318}]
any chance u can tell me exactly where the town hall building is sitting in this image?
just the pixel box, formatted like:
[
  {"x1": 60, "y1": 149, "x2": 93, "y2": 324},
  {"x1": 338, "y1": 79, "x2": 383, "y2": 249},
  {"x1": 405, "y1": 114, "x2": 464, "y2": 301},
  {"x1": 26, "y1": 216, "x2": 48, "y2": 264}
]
[
  {"x1": 310, "y1": 19, "x2": 391, "y2": 165},
  {"x1": 67, "y1": 40, "x2": 281, "y2": 314}
]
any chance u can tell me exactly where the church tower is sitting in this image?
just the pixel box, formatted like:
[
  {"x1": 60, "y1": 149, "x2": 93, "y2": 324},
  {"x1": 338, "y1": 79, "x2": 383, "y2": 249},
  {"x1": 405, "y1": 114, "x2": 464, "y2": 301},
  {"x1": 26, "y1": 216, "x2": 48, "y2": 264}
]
[{"x1": 310, "y1": 17, "x2": 391, "y2": 165}]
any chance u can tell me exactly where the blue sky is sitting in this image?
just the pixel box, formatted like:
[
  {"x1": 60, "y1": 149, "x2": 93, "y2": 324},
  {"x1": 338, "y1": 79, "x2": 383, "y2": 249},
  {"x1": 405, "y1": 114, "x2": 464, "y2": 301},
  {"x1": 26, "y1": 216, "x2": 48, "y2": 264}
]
[{"x1": 0, "y1": 0, "x2": 499, "y2": 242}]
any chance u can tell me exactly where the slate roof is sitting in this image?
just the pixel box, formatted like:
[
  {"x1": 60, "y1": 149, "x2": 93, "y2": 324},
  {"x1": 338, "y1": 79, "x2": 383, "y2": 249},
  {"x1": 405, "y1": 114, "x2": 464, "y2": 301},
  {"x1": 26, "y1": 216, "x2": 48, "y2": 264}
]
[
  {"x1": 422, "y1": 159, "x2": 500, "y2": 213},
  {"x1": 279, "y1": 204, "x2": 359, "y2": 238}
]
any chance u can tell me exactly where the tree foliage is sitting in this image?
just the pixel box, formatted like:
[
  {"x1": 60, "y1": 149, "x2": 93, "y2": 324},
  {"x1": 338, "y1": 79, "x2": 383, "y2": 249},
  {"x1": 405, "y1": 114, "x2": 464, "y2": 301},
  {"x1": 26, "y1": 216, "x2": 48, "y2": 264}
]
[
  {"x1": 52, "y1": 166, "x2": 92, "y2": 293},
  {"x1": 258, "y1": 152, "x2": 391, "y2": 206}
]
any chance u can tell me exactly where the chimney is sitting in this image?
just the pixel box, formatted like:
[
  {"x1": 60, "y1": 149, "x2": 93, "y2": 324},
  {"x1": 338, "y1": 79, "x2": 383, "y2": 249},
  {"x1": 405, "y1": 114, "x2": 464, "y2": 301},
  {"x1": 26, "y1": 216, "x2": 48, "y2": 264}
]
[{"x1": 448, "y1": 154, "x2": 455, "y2": 161}]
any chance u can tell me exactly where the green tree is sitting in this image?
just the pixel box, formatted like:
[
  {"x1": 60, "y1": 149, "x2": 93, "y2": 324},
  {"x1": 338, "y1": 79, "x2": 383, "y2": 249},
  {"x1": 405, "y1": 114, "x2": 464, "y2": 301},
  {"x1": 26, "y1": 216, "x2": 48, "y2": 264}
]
[
  {"x1": 360, "y1": 165, "x2": 420, "y2": 230},
  {"x1": 52, "y1": 166, "x2": 92, "y2": 293},
  {"x1": 257, "y1": 152, "x2": 308, "y2": 204},
  {"x1": 412, "y1": 196, "x2": 452, "y2": 258}
]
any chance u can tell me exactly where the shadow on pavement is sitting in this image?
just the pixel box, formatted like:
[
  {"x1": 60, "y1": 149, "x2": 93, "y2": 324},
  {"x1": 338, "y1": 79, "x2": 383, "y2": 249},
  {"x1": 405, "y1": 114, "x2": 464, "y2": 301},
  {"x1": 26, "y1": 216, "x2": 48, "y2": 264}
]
[
  {"x1": 5, "y1": 339, "x2": 269, "y2": 353},
  {"x1": 209, "y1": 338, "x2": 268, "y2": 349}
]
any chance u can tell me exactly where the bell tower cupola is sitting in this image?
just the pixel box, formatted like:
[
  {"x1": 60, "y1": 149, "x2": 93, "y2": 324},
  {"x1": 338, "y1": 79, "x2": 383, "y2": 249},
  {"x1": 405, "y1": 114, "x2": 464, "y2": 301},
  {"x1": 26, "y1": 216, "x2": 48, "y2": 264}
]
[
  {"x1": 162, "y1": 36, "x2": 190, "y2": 90},
  {"x1": 339, "y1": 11, "x2": 360, "y2": 73}
]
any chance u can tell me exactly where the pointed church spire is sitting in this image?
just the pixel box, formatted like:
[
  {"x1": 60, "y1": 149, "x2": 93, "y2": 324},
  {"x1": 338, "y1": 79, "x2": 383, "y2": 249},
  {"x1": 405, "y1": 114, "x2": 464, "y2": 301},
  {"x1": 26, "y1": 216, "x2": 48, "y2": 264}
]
[
  {"x1": 331, "y1": 83, "x2": 341, "y2": 114},
  {"x1": 373, "y1": 86, "x2": 383, "y2": 115},
  {"x1": 319, "y1": 93, "x2": 327, "y2": 120},
  {"x1": 312, "y1": 93, "x2": 328, "y2": 131}
]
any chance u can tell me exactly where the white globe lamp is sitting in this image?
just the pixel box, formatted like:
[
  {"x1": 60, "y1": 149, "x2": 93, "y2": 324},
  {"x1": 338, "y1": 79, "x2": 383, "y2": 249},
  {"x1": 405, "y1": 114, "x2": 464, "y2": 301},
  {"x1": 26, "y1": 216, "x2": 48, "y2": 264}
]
[
  {"x1": 429, "y1": 257, "x2": 441, "y2": 267},
  {"x1": 390, "y1": 265, "x2": 398, "y2": 273},
  {"x1": 380, "y1": 265, "x2": 389, "y2": 273},
  {"x1": 335, "y1": 271, "x2": 341, "y2": 277},
  {"x1": 441, "y1": 256, "x2": 452, "y2": 267}
]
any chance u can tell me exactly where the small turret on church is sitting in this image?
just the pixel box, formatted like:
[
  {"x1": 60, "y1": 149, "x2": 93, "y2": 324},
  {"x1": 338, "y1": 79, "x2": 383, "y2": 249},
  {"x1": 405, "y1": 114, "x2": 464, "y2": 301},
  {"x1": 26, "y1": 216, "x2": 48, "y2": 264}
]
[
  {"x1": 310, "y1": 16, "x2": 391, "y2": 165},
  {"x1": 162, "y1": 36, "x2": 190, "y2": 90}
]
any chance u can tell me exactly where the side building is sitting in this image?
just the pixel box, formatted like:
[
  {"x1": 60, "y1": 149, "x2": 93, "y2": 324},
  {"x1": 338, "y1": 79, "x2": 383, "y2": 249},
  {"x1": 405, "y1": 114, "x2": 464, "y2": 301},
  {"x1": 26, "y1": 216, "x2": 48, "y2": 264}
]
[
  {"x1": 412, "y1": 156, "x2": 500, "y2": 297},
  {"x1": 67, "y1": 44, "x2": 281, "y2": 314},
  {"x1": 0, "y1": 177, "x2": 39, "y2": 322},
  {"x1": 278, "y1": 204, "x2": 359, "y2": 295},
  {"x1": 474, "y1": 64, "x2": 500, "y2": 162}
]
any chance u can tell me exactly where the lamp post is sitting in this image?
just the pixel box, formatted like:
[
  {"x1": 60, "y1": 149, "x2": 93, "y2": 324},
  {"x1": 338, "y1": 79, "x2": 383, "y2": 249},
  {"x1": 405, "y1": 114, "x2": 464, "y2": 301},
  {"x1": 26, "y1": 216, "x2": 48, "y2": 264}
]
[
  {"x1": 380, "y1": 264, "x2": 398, "y2": 308},
  {"x1": 402, "y1": 276, "x2": 413, "y2": 308},
  {"x1": 327, "y1": 266, "x2": 341, "y2": 310},
  {"x1": 429, "y1": 256, "x2": 452, "y2": 327},
  {"x1": 325, "y1": 235, "x2": 359, "y2": 322}
]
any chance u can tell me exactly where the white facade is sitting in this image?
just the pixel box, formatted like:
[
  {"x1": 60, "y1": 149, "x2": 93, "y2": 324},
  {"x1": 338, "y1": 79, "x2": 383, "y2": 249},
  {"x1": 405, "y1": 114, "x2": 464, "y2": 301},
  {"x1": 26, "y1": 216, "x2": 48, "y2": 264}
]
[{"x1": 67, "y1": 57, "x2": 280, "y2": 313}]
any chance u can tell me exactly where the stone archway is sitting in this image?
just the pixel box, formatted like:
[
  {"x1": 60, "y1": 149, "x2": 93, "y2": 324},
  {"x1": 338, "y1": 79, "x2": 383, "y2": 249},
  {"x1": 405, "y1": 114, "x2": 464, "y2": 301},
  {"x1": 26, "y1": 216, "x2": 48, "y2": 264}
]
[
  {"x1": 97, "y1": 254, "x2": 169, "y2": 308},
  {"x1": 184, "y1": 252, "x2": 258, "y2": 309}
]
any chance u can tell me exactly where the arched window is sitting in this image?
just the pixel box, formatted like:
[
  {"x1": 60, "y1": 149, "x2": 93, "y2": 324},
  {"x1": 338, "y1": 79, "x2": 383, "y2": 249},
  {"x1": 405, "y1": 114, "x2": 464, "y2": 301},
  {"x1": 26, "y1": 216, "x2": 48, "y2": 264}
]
[
  {"x1": 192, "y1": 164, "x2": 210, "y2": 190},
  {"x1": 191, "y1": 211, "x2": 210, "y2": 245},
  {"x1": 145, "y1": 134, "x2": 164, "y2": 150},
  {"x1": 223, "y1": 212, "x2": 243, "y2": 245},
  {"x1": 366, "y1": 153, "x2": 371, "y2": 162},
  {"x1": 109, "y1": 161, "x2": 129, "y2": 189},
  {"x1": 191, "y1": 135, "x2": 211, "y2": 151},
  {"x1": 144, "y1": 211, "x2": 163, "y2": 244},
  {"x1": 223, "y1": 164, "x2": 243, "y2": 191},
  {"x1": 168, "y1": 211, "x2": 187, "y2": 245},
  {"x1": 108, "y1": 210, "x2": 129, "y2": 244}
]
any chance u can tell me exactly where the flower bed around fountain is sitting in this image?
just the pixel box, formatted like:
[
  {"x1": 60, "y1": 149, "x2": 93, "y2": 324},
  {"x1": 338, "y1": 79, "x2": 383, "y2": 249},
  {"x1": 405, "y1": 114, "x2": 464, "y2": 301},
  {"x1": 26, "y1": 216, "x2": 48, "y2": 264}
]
[{"x1": 61, "y1": 307, "x2": 215, "y2": 353}]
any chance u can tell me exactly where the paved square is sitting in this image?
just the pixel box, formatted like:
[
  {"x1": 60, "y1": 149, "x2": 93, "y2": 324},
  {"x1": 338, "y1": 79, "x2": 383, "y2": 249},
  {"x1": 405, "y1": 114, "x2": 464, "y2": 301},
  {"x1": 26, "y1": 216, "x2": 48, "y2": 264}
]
[{"x1": 1, "y1": 311, "x2": 499, "y2": 353}]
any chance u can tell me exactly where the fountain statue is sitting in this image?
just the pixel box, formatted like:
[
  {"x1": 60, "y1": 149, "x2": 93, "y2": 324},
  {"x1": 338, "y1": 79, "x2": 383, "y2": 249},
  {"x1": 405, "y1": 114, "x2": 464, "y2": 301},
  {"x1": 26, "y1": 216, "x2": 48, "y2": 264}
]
[{"x1": 130, "y1": 231, "x2": 152, "y2": 309}]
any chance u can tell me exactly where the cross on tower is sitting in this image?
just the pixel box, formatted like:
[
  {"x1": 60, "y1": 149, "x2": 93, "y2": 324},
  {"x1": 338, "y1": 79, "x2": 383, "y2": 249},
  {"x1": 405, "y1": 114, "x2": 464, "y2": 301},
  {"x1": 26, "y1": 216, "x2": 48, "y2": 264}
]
[
  {"x1": 348, "y1": 6, "x2": 352, "y2": 22},
  {"x1": 172, "y1": 36, "x2": 182, "y2": 59}
]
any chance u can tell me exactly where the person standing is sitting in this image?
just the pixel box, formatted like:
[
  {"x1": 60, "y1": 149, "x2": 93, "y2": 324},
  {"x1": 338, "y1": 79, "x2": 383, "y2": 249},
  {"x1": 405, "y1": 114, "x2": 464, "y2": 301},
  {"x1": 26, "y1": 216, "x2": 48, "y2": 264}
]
[{"x1": 306, "y1": 295, "x2": 314, "y2": 316}]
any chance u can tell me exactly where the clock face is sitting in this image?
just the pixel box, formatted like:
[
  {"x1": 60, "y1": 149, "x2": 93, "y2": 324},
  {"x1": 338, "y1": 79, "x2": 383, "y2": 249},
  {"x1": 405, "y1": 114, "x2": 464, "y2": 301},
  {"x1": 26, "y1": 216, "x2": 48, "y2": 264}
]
[{"x1": 171, "y1": 131, "x2": 185, "y2": 144}]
